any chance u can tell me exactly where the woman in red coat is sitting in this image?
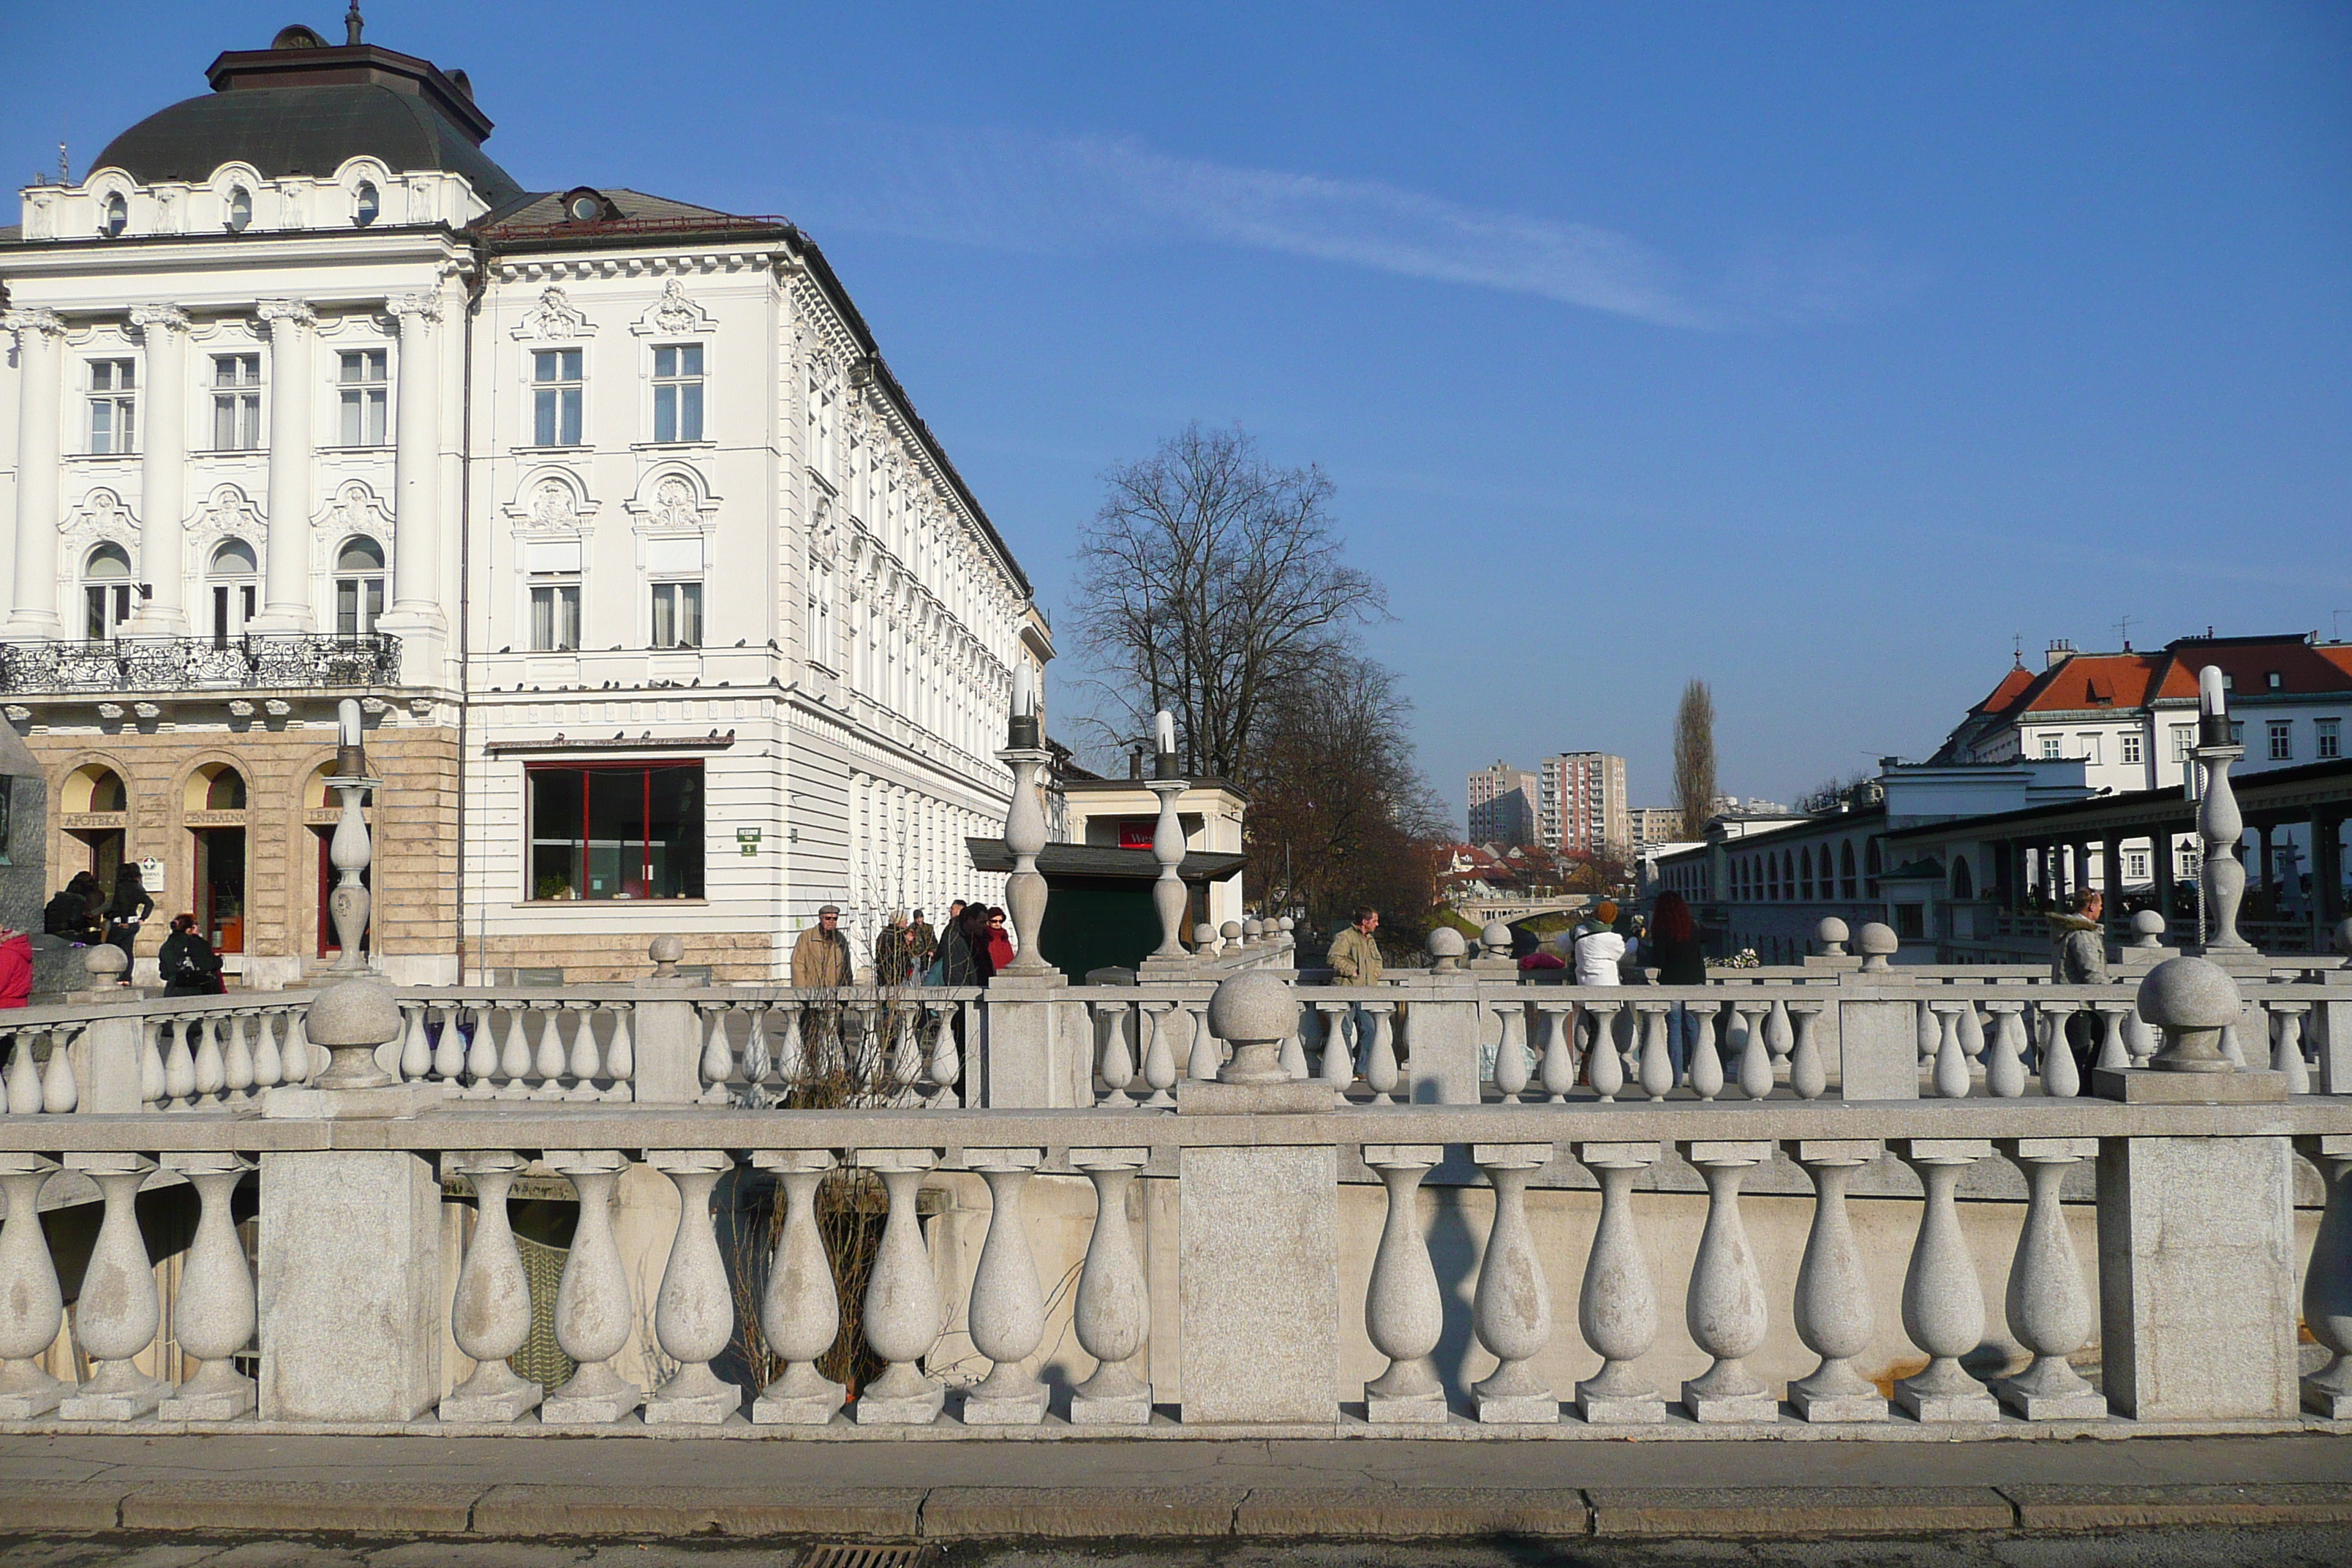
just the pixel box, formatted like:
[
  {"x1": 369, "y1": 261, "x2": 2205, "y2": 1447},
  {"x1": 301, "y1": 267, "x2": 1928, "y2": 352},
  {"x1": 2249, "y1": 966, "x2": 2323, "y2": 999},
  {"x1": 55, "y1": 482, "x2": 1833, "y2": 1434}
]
[
  {"x1": 984, "y1": 906, "x2": 1016, "y2": 973},
  {"x1": 0, "y1": 927, "x2": 32, "y2": 1009}
]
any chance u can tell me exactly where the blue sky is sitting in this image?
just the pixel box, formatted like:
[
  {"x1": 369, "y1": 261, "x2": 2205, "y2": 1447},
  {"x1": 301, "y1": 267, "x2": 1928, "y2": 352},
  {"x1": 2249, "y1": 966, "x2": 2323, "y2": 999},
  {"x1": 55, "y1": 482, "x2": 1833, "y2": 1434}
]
[{"x1": 8, "y1": 2, "x2": 2348, "y2": 821}]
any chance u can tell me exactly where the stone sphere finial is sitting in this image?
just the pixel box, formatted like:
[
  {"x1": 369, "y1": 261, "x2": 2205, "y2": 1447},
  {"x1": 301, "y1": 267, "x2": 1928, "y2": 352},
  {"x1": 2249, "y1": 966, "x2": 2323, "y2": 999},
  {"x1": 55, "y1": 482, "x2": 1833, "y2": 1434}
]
[
  {"x1": 82, "y1": 943, "x2": 129, "y2": 984},
  {"x1": 1242, "y1": 917, "x2": 1264, "y2": 946},
  {"x1": 1855, "y1": 922, "x2": 1899, "y2": 973},
  {"x1": 2136, "y1": 955, "x2": 2242, "y2": 1074},
  {"x1": 1480, "y1": 920, "x2": 1513, "y2": 957},
  {"x1": 1277, "y1": 916, "x2": 1294, "y2": 933},
  {"x1": 1427, "y1": 926, "x2": 1467, "y2": 973},
  {"x1": 304, "y1": 975, "x2": 402, "y2": 1088},
  {"x1": 1206, "y1": 969, "x2": 1298, "y2": 1084},
  {"x1": 1816, "y1": 916, "x2": 1850, "y2": 956},
  {"x1": 2130, "y1": 908, "x2": 2167, "y2": 949},
  {"x1": 1194, "y1": 922, "x2": 1218, "y2": 953},
  {"x1": 648, "y1": 933, "x2": 684, "y2": 978},
  {"x1": 1220, "y1": 919, "x2": 1243, "y2": 944}
]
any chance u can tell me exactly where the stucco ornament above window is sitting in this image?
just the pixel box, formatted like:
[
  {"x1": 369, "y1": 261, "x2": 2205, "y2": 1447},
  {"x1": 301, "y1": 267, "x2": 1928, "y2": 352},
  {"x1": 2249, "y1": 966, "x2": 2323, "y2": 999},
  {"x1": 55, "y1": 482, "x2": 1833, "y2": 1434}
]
[
  {"x1": 633, "y1": 277, "x2": 715, "y2": 337},
  {"x1": 513, "y1": 286, "x2": 593, "y2": 342}
]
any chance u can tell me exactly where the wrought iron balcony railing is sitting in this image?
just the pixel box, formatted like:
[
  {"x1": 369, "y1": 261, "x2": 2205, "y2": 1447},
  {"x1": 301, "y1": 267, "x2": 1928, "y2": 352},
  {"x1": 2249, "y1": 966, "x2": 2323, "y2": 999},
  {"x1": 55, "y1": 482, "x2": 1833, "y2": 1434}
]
[{"x1": 0, "y1": 633, "x2": 402, "y2": 695}]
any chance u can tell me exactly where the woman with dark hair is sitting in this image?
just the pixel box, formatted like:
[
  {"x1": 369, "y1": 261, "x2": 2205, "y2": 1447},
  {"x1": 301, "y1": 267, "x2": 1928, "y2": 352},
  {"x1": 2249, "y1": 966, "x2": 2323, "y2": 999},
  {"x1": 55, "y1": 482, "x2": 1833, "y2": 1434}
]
[
  {"x1": 159, "y1": 913, "x2": 225, "y2": 997},
  {"x1": 102, "y1": 863, "x2": 154, "y2": 965},
  {"x1": 984, "y1": 906, "x2": 1015, "y2": 973},
  {"x1": 1648, "y1": 891, "x2": 1706, "y2": 1079}
]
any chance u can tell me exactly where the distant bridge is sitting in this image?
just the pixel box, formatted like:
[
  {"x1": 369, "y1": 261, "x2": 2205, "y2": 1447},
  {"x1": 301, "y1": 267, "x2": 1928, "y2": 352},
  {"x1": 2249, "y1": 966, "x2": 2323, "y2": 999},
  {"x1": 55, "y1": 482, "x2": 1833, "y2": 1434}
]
[{"x1": 1448, "y1": 895, "x2": 1594, "y2": 927}]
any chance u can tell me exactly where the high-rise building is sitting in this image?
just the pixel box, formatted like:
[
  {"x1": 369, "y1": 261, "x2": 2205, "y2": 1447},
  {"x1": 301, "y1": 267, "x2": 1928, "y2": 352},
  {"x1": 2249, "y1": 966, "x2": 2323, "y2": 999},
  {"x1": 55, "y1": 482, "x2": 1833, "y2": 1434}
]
[
  {"x1": 1537, "y1": 752, "x2": 1629, "y2": 858},
  {"x1": 1629, "y1": 807, "x2": 1689, "y2": 851},
  {"x1": 1466, "y1": 761, "x2": 1537, "y2": 845}
]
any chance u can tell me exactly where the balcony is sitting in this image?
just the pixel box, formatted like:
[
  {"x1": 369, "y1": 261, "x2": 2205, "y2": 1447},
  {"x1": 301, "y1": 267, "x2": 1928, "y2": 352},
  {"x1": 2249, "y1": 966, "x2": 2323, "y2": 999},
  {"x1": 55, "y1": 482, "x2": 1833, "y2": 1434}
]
[{"x1": 0, "y1": 633, "x2": 402, "y2": 696}]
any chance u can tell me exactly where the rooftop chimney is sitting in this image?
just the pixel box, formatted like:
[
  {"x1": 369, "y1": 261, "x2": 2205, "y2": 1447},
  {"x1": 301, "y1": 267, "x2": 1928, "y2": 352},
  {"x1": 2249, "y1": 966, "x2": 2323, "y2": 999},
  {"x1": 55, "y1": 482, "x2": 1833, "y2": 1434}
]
[{"x1": 2045, "y1": 638, "x2": 2075, "y2": 669}]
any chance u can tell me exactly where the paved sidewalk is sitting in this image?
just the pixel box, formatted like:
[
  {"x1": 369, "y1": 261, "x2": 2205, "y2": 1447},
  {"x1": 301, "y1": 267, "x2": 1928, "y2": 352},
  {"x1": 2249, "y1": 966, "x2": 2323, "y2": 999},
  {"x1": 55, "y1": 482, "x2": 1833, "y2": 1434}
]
[{"x1": 1, "y1": 1431, "x2": 2348, "y2": 1544}]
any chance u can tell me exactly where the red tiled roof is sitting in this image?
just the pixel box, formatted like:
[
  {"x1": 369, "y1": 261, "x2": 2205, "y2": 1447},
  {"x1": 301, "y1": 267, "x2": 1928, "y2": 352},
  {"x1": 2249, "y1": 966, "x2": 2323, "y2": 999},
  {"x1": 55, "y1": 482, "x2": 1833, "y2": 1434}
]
[
  {"x1": 1972, "y1": 664, "x2": 2038, "y2": 716},
  {"x1": 2144, "y1": 639, "x2": 2352, "y2": 701},
  {"x1": 2016, "y1": 653, "x2": 2164, "y2": 714}
]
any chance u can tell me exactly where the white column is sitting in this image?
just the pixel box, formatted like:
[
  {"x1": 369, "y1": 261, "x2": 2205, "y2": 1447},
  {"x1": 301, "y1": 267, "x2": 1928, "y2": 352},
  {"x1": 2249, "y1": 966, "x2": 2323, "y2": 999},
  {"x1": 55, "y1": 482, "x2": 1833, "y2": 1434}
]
[
  {"x1": 644, "y1": 1150, "x2": 741, "y2": 1424},
  {"x1": 4, "y1": 307, "x2": 67, "y2": 633},
  {"x1": 385, "y1": 292, "x2": 443, "y2": 626},
  {"x1": 1469, "y1": 1142, "x2": 1558, "y2": 1423},
  {"x1": 1362, "y1": 1143, "x2": 1446, "y2": 1423},
  {"x1": 853, "y1": 1147, "x2": 946, "y2": 1424},
  {"x1": 126, "y1": 304, "x2": 192, "y2": 633},
  {"x1": 962, "y1": 1147, "x2": 1049, "y2": 1425},
  {"x1": 0, "y1": 1156, "x2": 66, "y2": 1417},
  {"x1": 1068, "y1": 1147, "x2": 1152, "y2": 1425},
  {"x1": 439, "y1": 1151, "x2": 542, "y2": 1422},
  {"x1": 750, "y1": 1150, "x2": 845, "y2": 1425},
  {"x1": 255, "y1": 299, "x2": 316, "y2": 630},
  {"x1": 157, "y1": 1153, "x2": 257, "y2": 1420}
]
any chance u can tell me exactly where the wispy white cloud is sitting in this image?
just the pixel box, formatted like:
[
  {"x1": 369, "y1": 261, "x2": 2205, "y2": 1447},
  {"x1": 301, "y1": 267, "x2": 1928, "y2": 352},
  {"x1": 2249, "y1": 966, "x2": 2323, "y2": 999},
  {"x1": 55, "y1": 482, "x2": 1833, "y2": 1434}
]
[{"x1": 793, "y1": 124, "x2": 1754, "y2": 328}]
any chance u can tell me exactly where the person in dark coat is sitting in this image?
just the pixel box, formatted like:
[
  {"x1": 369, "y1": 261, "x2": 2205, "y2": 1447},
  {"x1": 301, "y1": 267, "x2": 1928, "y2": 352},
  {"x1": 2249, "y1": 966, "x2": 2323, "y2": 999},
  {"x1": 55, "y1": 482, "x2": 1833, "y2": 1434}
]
[
  {"x1": 159, "y1": 913, "x2": 225, "y2": 997},
  {"x1": 44, "y1": 872, "x2": 102, "y2": 943},
  {"x1": 102, "y1": 864, "x2": 154, "y2": 965},
  {"x1": 1648, "y1": 891, "x2": 1708, "y2": 1078}
]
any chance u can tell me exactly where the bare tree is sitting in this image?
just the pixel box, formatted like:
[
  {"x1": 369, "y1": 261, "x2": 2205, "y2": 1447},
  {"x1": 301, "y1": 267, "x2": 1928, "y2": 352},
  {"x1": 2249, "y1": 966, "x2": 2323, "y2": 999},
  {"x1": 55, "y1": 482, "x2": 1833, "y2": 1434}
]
[
  {"x1": 1673, "y1": 679, "x2": 1718, "y2": 840},
  {"x1": 1069, "y1": 424, "x2": 1387, "y2": 780}
]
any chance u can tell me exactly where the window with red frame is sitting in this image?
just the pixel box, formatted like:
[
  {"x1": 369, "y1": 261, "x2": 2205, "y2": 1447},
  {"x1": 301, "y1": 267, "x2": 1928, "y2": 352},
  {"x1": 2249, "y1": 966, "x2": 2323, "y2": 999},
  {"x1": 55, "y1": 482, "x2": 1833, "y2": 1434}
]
[{"x1": 526, "y1": 761, "x2": 704, "y2": 901}]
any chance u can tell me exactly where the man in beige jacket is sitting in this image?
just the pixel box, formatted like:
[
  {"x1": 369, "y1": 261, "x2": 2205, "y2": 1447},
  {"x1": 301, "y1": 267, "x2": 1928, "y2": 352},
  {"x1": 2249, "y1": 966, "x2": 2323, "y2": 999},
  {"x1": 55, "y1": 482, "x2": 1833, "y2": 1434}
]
[
  {"x1": 791, "y1": 905, "x2": 852, "y2": 987},
  {"x1": 1326, "y1": 907, "x2": 1384, "y2": 984}
]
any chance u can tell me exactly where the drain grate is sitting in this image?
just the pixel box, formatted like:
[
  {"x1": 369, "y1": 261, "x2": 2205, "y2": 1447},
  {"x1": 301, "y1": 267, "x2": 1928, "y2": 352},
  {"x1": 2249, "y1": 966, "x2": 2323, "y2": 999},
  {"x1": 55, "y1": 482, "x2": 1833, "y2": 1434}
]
[{"x1": 799, "y1": 1548, "x2": 934, "y2": 1568}]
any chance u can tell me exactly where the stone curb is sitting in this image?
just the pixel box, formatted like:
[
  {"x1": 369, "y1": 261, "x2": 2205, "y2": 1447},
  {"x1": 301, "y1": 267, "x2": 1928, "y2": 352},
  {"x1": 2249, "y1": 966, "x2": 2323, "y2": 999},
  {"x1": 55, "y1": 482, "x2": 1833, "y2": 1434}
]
[
  {"x1": 922, "y1": 1485, "x2": 1248, "y2": 1538},
  {"x1": 471, "y1": 1483, "x2": 926, "y2": 1539},
  {"x1": 1584, "y1": 1486, "x2": 2017, "y2": 1537},
  {"x1": 1999, "y1": 1483, "x2": 2352, "y2": 1529},
  {"x1": 9, "y1": 1480, "x2": 2352, "y2": 1540}
]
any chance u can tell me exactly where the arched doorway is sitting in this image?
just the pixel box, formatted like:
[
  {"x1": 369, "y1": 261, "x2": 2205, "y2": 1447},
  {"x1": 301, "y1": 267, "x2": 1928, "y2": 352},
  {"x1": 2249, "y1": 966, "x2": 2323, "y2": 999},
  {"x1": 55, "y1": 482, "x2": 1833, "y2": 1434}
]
[
  {"x1": 206, "y1": 539, "x2": 258, "y2": 645},
  {"x1": 64, "y1": 763, "x2": 130, "y2": 897},
  {"x1": 184, "y1": 762, "x2": 249, "y2": 954}
]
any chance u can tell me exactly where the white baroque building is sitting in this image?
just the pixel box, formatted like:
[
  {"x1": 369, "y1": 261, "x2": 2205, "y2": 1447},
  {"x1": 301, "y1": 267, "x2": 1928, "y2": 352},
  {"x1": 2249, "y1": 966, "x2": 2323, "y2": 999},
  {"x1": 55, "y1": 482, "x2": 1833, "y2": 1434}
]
[{"x1": 0, "y1": 18, "x2": 1046, "y2": 984}]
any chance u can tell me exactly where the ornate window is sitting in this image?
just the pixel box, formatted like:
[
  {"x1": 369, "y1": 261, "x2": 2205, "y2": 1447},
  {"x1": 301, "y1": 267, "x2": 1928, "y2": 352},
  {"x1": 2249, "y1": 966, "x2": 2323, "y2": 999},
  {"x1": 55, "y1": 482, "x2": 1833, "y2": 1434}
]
[
  {"x1": 334, "y1": 536, "x2": 385, "y2": 637},
  {"x1": 83, "y1": 543, "x2": 134, "y2": 640},
  {"x1": 339, "y1": 350, "x2": 388, "y2": 445},
  {"x1": 226, "y1": 186, "x2": 252, "y2": 233},
  {"x1": 101, "y1": 193, "x2": 128, "y2": 238},
  {"x1": 211, "y1": 354, "x2": 263, "y2": 450},
  {"x1": 87, "y1": 359, "x2": 137, "y2": 454},
  {"x1": 207, "y1": 539, "x2": 258, "y2": 644},
  {"x1": 652, "y1": 344, "x2": 704, "y2": 442},
  {"x1": 532, "y1": 349, "x2": 584, "y2": 446},
  {"x1": 354, "y1": 181, "x2": 380, "y2": 227},
  {"x1": 647, "y1": 535, "x2": 704, "y2": 649}
]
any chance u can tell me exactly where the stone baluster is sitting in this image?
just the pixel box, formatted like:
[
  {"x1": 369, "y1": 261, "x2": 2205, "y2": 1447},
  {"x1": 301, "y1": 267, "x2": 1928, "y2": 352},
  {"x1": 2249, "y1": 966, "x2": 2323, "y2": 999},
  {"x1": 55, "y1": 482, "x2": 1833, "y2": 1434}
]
[
  {"x1": 2093, "y1": 1003, "x2": 2131, "y2": 1075},
  {"x1": 1184, "y1": 995, "x2": 1221, "y2": 1083},
  {"x1": 460, "y1": 1006, "x2": 498, "y2": 1096},
  {"x1": 540, "y1": 1150, "x2": 641, "y2": 1423},
  {"x1": 163, "y1": 1018, "x2": 197, "y2": 1106},
  {"x1": 1097, "y1": 1002, "x2": 1137, "y2": 1108},
  {"x1": 888, "y1": 1005, "x2": 925, "y2": 1104},
  {"x1": 963, "y1": 1147, "x2": 1049, "y2": 1424},
  {"x1": 284, "y1": 1006, "x2": 315, "y2": 1085},
  {"x1": 1917, "y1": 998, "x2": 1939, "y2": 1063},
  {"x1": 1983, "y1": 1002, "x2": 2027, "y2": 1098},
  {"x1": 2273, "y1": 1004, "x2": 2312, "y2": 1096},
  {"x1": 430, "y1": 1009, "x2": 467, "y2": 1082},
  {"x1": 1893, "y1": 1138, "x2": 1999, "y2": 1421},
  {"x1": 1278, "y1": 1005, "x2": 1309, "y2": 1080},
  {"x1": 1996, "y1": 1137, "x2": 2106, "y2": 1420},
  {"x1": 1139, "y1": 1002, "x2": 1178, "y2": 1109},
  {"x1": 1362, "y1": 1144, "x2": 1446, "y2": 1424},
  {"x1": 1764, "y1": 1000, "x2": 1794, "y2": 1080},
  {"x1": 4, "y1": 1034, "x2": 42, "y2": 1115},
  {"x1": 739, "y1": 1007, "x2": 772, "y2": 1093},
  {"x1": 1493, "y1": 1004, "x2": 1532, "y2": 1103},
  {"x1": 157, "y1": 1153, "x2": 257, "y2": 1420},
  {"x1": 1537, "y1": 1005, "x2": 1578, "y2": 1101},
  {"x1": 496, "y1": 1004, "x2": 533, "y2": 1098},
  {"x1": 645, "y1": 1150, "x2": 739, "y2": 1424},
  {"x1": 1572, "y1": 1140, "x2": 1665, "y2": 1424},
  {"x1": 769, "y1": 1006, "x2": 804, "y2": 1096},
  {"x1": 1068, "y1": 1147, "x2": 1153, "y2": 1425},
  {"x1": 924, "y1": 1007, "x2": 961, "y2": 1109},
  {"x1": 565, "y1": 1002, "x2": 604, "y2": 1101},
  {"x1": 698, "y1": 1004, "x2": 734, "y2": 1104},
  {"x1": 41, "y1": 1030, "x2": 78, "y2": 1114},
  {"x1": 1686, "y1": 1007, "x2": 1725, "y2": 1101},
  {"x1": 853, "y1": 1148, "x2": 945, "y2": 1422},
  {"x1": 193, "y1": 1015, "x2": 226, "y2": 1101},
  {"x1": 1362, "y1": 1001, "x2": 1401, "y2": 1104},
  {"x1": 59, "y1": 1154, "x2": 164, "y2": 1420},
  {"x1": 1470, "y1": 1142, "x2": 1556, "y2": 1422},
  {"x1": 2297, "y1": 1135, "x2": 2352, "y2": 1418},
  {"x1": 439, "y1": 1151, "x2": 541, "y2": 1422},
  {"x1": 1636, "y1": 1003, "x2": 1676, "y2": 1101},
  {"x1": 1956, "y1": 1000, "x2": 1986, "y2": 1066},
  {"x1": 398, "y1": 1004, "x2": 431, "y2": 1082},
  {"x1": 1928, "y1": 1004, "x2": 1970, "y2": 1099},
  {"x1": 2038, "y1": 1003, "x2": 2081, "y2": 1098},
  {"x1": 138, "y1": 1019, "x2": 166, "y2": 1106},
  {"x1": 1678, "y1": 1140, "x2": 1776, "y2": 1422},
  {"x1": 222, "y1": 1014, "x2": 255, "y2": 1096},
  {"x1": 0, "y1": 1156, "x2": 65, "y2": 1417},
  {"x1": 1724, "y1": 1000, "x2": 1757, "y2": 1081},
  {"x1": 604, "y1": 1004, "x2": 635, "y2": 1098},
  {"x1": 530, "y1": 1003, "x2": 568, "y2": 1098},
  {"x1": 1613, "y1": 1003, "x2": 1639, "y2": 1081},
  {"x1": 247, "y1": 1011, "x2": 281, "y2": 1090},
  {"x1": 2123, "y1": 1003, "x2": 2157, "y2": 1066},
  {"x1": 1735, "y1": 1000, "x2": 1774, "y2": 1101},
  {"x1": 750, "y1": 1150, "x2": 845, "y2": 1424},
  {"x1": 1789, "y1": 1140, "x2": 1886, "y2": 1422},
  {"x1": 1317, "y1": 1003, "x2": 1355, "y2": 1093},
  {"x1": 1585, "y1": 1002, "x2": 1624, "y2": 1101},
  {"x1": 1786, "y1": 1003, "x2": 1826, "y2": 1100}
]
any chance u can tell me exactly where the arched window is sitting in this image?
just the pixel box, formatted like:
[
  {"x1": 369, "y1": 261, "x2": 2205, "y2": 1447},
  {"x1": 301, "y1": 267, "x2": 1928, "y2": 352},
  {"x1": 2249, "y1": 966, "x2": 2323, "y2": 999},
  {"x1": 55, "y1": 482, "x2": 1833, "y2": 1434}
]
[
  {"x1": 1840, "y1": 841, "x2": 1858, "y2": 900},
  {"x1": 207, "y1": 539, "x2": 257, "y2": 644},
  {"x1": 354, "y1": 181, "x2": 380, "y2": 227},
  {"x1": 335, "y1": 536, "x2": 385, "y2": 636},
  {"x1": 71, "y1": 766, "x2": 129, "y2": 814},
  {"x1": 226, "y1": 186, "x2": 252, "y2": 233},
  {"x1": 203, "y1": 766, "x2": 246, "y2": 811},
  {"x1": 1801, "y1": 847, "x2": 1815, "y2": 900},
  {"x1": 1950, "y1": 856, "x2": 1975, "y2": 900},
  {"x1": 83, "y1": 543, "x2": 134, "y2": 639},
  {"x1": 1866, "y1": 838, "x2": 1883, "y2": 896},
  {"x1": 101, "y1": 193, "x2": 128, "y2": 238}
]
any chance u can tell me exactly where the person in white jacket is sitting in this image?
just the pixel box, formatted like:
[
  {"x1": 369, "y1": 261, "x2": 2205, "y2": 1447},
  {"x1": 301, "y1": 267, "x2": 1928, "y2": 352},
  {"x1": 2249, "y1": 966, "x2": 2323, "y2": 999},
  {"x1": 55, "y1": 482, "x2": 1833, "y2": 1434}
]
[{"x1": 1572, "y1": 901, "x2": 1627, "y2": 986}]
